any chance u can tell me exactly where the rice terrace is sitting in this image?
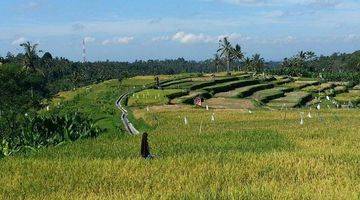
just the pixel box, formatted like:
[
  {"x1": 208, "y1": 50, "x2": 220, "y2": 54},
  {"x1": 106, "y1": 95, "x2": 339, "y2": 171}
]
[{"x1": 1, "y1": 1, "x2": 360, "y2": 199}]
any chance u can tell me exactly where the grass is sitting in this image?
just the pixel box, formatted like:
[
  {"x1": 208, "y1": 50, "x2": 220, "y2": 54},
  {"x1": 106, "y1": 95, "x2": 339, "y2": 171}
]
[
  {"x1": 353, "y1": 84, "x2": 360, "y2": 90},
  {"x1": 1, "y1": 75, "x2": 360, "y2": 199},
  {"x1": 236, "y1": 83, "x2": 275, "y2": 98},
  {"x1": 128, "y1": 89, "x2": 186, "y2": 107},
  {"x1": 302, "y1": 83, "x2": 335, "y2": 93},
  {"x1": 334, "y1": 90, "x2": 360, "y2": 105},
  {"x1": 267, "y1": 91, "x2": 312, "y2": 108},
  {"x1": 48, "y1": 79, "x2": 124, "y2": 133},
  {"x1": 251, "y1": 88, "x2": 285, "y2": 103},
  {"x1": 204, "y1": 79, "x2": 259, "y2": 94},
  {"x1": 171, "y1": 90, "x2": 211, "y2": 104}
]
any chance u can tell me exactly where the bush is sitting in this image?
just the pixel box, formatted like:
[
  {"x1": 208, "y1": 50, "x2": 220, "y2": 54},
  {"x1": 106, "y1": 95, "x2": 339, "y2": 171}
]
[{"x1": 0, "y1": 109, "x2": 101, "y2": 157}]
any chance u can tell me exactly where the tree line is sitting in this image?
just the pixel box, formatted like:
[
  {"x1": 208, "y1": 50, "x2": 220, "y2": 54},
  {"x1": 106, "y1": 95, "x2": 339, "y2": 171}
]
[{"x1": 268, "y1": 50, "x2": 360, "y2": 84}]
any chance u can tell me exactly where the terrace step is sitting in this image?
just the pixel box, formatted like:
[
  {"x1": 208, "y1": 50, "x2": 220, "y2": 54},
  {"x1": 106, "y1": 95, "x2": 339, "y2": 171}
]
[
  {"x1": 170, "y1": 90, "x2": 211, "y2": 104},
  {"x1": 204, "y1": 79, "x2": 260, "y2": 95},
  {"x1": 334, "y1": 90, "x2": 360, "y2": 105},
  {"x1": 353, "y1": 84, "x2": 360, "y2": 90},
  {"x1": 189, "y1": 76, "x2": 241, "y2": 90},
  {"x1": 251, "y1": 88, "x2": 286, "y2": 103},
  {"x1": 267, "y1": 91, "x2": 312, "y2": 108},
  {"x1": 161, "y1": 79, "x2": 192, "y2": 88},
  {"x1": 235, "y1": 83, "x2": 275, "y2": 98},
  {"x1": 301, "y1": 83, "x2": 335, "y2": 93}
]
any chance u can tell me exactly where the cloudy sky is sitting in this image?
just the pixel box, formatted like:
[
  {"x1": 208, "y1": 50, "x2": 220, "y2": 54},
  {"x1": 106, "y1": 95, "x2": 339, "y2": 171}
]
[{"x1": 1, "y1": 0, "x2": 360, "y2": 61}]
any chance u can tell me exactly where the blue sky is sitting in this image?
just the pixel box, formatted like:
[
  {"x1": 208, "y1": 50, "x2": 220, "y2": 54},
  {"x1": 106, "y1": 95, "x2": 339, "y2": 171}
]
[{"x1": 1, "y1": 0, "x2": 360, "y2": 61}]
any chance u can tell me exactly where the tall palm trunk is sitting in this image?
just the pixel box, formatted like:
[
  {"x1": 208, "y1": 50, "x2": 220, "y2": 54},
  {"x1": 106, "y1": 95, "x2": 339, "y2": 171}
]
[{"x1": 226, "y1": 53, "x2": 230, "y2": 75}]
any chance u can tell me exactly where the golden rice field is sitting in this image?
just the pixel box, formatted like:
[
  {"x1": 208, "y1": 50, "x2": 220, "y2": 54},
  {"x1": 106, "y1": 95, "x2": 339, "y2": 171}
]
[{"x1": 1, "y1": 76, "x2": 360, "y2": 199}]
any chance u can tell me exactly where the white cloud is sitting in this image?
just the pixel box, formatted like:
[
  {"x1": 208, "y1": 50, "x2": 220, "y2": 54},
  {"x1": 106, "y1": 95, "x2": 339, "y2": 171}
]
[
  {"x1": 153, "y1": 31, "x2": 252, "y2": 44},
  {"x1": 152, "y1": 36, "x2": 171, "y2": 42},
  {"x1": 11, "y1": 37, "x2": 27, "y2": 45},
  {"x1": 84, "y1": 36, "x2": 95, "y2": 43},
  {"x1": 102, "y1": 36, "x2": 134, "y2": 45},
  {"x1": 217, "y1": 33, "x2": 252, "y2": 42},
  {"x1": 172, "y1": 32, "x2": 214, "y2": 44}
]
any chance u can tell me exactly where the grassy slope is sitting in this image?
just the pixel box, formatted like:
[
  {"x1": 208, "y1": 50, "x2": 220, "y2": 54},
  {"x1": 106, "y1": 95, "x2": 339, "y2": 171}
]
[
  {"x1": 128, "y1": 89, "x2": 185, "y2": 107},
  {"x1": 1, "y1": 76, "x2": 360, "y2": 199}
]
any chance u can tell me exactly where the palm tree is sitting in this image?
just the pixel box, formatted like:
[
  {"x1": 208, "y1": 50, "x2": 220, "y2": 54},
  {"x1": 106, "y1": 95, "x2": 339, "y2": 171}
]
[
  {"x1": 252, "y1": 54, "x2": 265, "y2": 72},
  {"x1": 20, "y1": 42, "x2": 39, "y2": 71},
  {"x1": 232, "y1": 44, "x2": 244, "y2": 71},
  {"x1": 298, "y1": 51, "x2": 306, "y2": 60},
  {"x1": 243, "y1": 57, "x2": 252, "y2": 71},
  {"x1": 217, "y1": 37, "x2": 233, "y2": 75},
  {"x1": 213, "y1": 53, "x2": 223, "y2": 73}
]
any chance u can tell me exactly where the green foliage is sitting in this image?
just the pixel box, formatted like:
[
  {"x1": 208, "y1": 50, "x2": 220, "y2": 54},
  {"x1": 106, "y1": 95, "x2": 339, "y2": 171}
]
[
  {"x1": 0, "y1": 109, "x2": 101, "y2": 157},
  {"x1": 0, "y1": 63, "x2": 48, "y2": 112},
  {"x1": 269, "y1": 51, "x2": 360, "y2": 83}
]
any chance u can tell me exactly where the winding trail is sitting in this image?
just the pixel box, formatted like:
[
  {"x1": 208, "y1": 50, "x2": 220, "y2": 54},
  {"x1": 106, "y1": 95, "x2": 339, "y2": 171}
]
[{"x1": 116, "y1": 92, "x2": 140, "y2": 135}]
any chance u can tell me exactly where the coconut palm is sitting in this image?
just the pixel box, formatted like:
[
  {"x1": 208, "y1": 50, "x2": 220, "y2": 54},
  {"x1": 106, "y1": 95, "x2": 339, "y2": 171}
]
[
  {"x1": 213, "y1": 53, "x2": 223, "y2": 73},
  {"x1": 243, "y1": 57, "x2": 252, "y2": 71},
  {"x1": 217, "y1": 37, "x2": 233, "y2": 75},
  {"x1": 20, "y1": 42, "x2": 39, "y2": 71},
  {"x1": 298, "y1": 51, "x2": 306, "y2": 60},
  {"x1": 252, "y1": 54, "x2": 265, "y2": 72},
  {"x1": 232, "y1": 44, "x2": 244, "y2": 71}
]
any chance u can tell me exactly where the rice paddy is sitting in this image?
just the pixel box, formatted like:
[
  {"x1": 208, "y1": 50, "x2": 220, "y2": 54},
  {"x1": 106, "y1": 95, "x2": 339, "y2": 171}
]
[{"x1": 1, "y1": 74, "x2": 360, "y2": 199}]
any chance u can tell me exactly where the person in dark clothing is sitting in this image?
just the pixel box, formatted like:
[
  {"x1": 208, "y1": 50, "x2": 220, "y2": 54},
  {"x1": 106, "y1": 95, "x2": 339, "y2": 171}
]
[{"x1": 141, "y1": 132, "x2": 154, "y2": 159}]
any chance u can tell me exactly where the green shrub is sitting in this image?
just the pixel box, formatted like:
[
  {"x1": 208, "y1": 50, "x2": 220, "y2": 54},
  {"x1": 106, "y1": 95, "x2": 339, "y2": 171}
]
[{"x1": 0, "y1": 109, "x2": 101, "y2": 157}]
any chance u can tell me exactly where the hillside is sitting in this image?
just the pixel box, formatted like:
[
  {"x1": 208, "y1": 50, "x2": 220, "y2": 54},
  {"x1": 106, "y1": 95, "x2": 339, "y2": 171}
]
[{"x1": 1, "y1": 73, "x2": 360, "y2": 199}]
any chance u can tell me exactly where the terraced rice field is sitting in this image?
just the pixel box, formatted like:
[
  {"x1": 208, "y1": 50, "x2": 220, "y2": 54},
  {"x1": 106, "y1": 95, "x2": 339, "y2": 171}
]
[
  {"x1": 251, "y1": 88, "x2": 286, "y2": 103},
  {"x1": 128, "y1": 89, "x2": 187, "y2": 107},
  {"x1": 2, "y1": 74, "x2": 360, "y2": 199},
  {"x1": 334, "y1": 90, "x2": 360, "y2": 105},
  {"x1": 267, "y1": 91, "x2": 312, "y2": 108},
  {"x1": 160, "y1": 73, "x2": 358, "y2": 110}
]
